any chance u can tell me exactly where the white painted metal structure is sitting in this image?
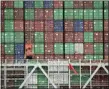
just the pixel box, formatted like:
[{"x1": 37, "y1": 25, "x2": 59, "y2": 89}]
[{"x1": 1, "y1": 59, "x2": 109, "y2": 89}]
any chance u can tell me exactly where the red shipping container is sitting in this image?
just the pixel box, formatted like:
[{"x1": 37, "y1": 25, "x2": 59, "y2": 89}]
[
  {"x1": 71, "y1": 86, "x2": 80, "y2": 89},
  {"x1": 25, "y1": 32, "x2": 34, "y2": 43},
  {"x1": 35, "y1": 9, "x2": 44, "y2": 20},
  {"x1": 1, "y1": 1, "x2": 13, "y2": 8},
  {"x1": 94, "y1": 32, "x2": 103, "y2": 42},
  {"x1": 54, "y1": 1, "x2": 63, "y2": 8},
  {"x1": 7, "y1": 80, "x2": 14, "y2": 88},
  {"x1": 92, "y1": 75, "x2": 101, "y2": 85},
  {"x1": 1, "y1": 54, "x2": 5, "y2": 63},
  {"x1": 104, "y1": 20, "x2": 109, "y2": 31},
  {"x1": 34, "y1": 55, "x2": 44, "y2": 59},
  {"x1": 45, "y1": 43, "x2": 54, "y2": 54},
  {"x1": 1, "y1": 1, "x2": 4, "y2": 8},
  {"x1": 45, "y1": 54, "x2": 54, "y2": 59},
  {"x1": 100, "y1": 75, "x2": 107, "y2": 85},
  {"x1": 74, "y1": 1, "x2": 84, "y2": 8},
  {"x1": 1, "y1": 20, "x2": 4, "y2": 32},
  {"x1": 44, "y1": 9, "x2": 53, "y2": 20},
  {"x1": 81, "y1": 66, "x2": 90, "y2": 73},
  {"x1": 25, "y1": 39, "x2": 34, "y2": 43},
  {"x1": 5, "y1": 55, "x2": 14, "y2": 59},
  {"x1": 84, "y1": 20, "x2": 93, "y2": 31},
  {"x1": 105, "y1": 55, "x2": 108, "y2": 60},
  {"x1": 96, "y1": 67, "x2": 103, "y2": 74},
  {"x1": 74, "y1": 32, "x2": 83, "y2": 42},
  {"x1": 102, "y1": 75, "x2": 109, "y2": 85},
  {"x1": 14, "y1": 9, "x2": 23, "y2": 20},
  {"x1": 104, "y1": 32, "x2": 109, "y2": 42},
  {"x1": 45, "y1": 32, "x2": 54, "y2": 42},
  {"x1": 1, "y1": 44, "x2": 5, "y2": 54},
  {"x1": 91, "y1": 66, "x2": 97, "y2": 72},
  {"x1": 5, "y1": 55, "x2": 14, "y2": 63},
  {"x1": 25, "y1": 21, "x2": 34, "y2": 31},
  {"x1": 74, "y1": 54, "x2": 83, "y2": 60},
  {"x1": 55, "y1": 55, "x2": 63, "y2": 59},
  {"x1": 83, "y1": 1, "x2": 93, "y2": 8},
  {"x1": 84, "y1": 43, "x2": 93, "y2": 54},
  {"x1": 1, "y1": 9, "x2": 4, "y2": 20},
  {"x1": 54, "y1": 32, "x2": 63, "y2": 42},
  {"x1": 65, "y1": 20, "x2": 73, "y2": 31},
  {"x1": 65, "y1": 32, "x2": 74, "y2": 42},
  {"x1": 105, "y1": 43, "x2": 108, "y2": 55},
  {"x1": 45, "y1": 21, "x2": 53, "y2": 31},
  {"x1": 34, "y1": 21, "x2": 44, "y2": 31},
  {"x1": 1, "y1": 54, "x2": 5, "y2": 59},
  {"x1": 65, "y1": 55, "x2": 74, "y2": 60},
  {"x1": 14, "y1": 20, "x2": 23, "y2": 31}
]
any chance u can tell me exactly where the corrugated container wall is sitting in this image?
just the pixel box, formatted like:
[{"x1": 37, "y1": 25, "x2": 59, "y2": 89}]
[
  {"x1": 1, "y1": 1, "x2": 109, "y2": 88},
  {"x1": 1, "y1": 1, "x2": 109, "y2": 61}
]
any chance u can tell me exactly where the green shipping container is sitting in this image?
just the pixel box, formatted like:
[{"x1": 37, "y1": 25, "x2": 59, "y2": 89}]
[
  {"x1": 94, "y1": 9, "x2": 103, "y2": 19},
  {"x1": 74, "y1": 9, "x2": 83, "y2": 19},
  {"x1": 94, "y1": 43, "x2": 103, "y2": 54},
  {"x1": 37, "y1": 67, "x2": 48, "y2": 74},
  {"x1": 15, "y1": 32, "x2": 24, "y2": 43},
  {"x1": 37, "y1": 75, "x2": 48, "y2": 85},
  {"x1": 37, "y1": 86, "x2": 48, "y2": 89},
  {"x1": 25, "y1": 9, "x2": 34, "y2": 20},
  {"x1": 5, "y1": 20, "x2": 14, "y2": 31},
  {"x1": 104, "y1": 1, "x2": 108, "y2": 8},
  {"x1": 54, "y1": 9, "x2": 63, "y2": 20},
  {"x1": 5, "y1": 44, "x2": 14, "y2": 54},
  {"x1": 64, "y1": 1, "x2": 73, "y2": 8},
  {"x1": 35, "y1": 32, "x2": 44, "y2": 43},
  {"x1": 5, "y1": 32, "x2": 14, "y2": 43},
  {"x1": 73, "y1": 66, "x2": 80, "y2": 73},
  {"x1": 28, "y1": 66, "x2": 37, "y2": 73},
  {"x1": 84, "y1": 32, "x2": 93, "y2": 42},
  {"x1": 71, "y1": 75, "x2": 80, "y2": 84},
  {"x1": 15, "y1": 80, "x2": 23, "y2": 85},
  {"x1": 81, "y1": 75, "x2": 90, "y2": 85},
  {"x1": 1, "y1": 32, "x2": 4, "y2": 43},
  {"x1": 94, "y1": 20, "x2": 103, "y2": 31},
  {"x1": 65, "y1": 43, "x2": 74, "y2": 54},
  {"x1": 94, "y1": 55, "x2": 103, "y2": 60},
  {"x1": 14, "y1": 1, "x2": 23, "y2": 8},
  {"x1": 84, "y1": 55, "x2": 93, "y2": 60},
  {"x1": 64, "y1": 9, "x2": 73, "y2": 19},
  {"x1": 4, "y1": 9, "x2": 13, "y2": 19},
  {"x1": 104, "y1": 9, "x2": 108, "y2": 19},
  {"x1": 94, "y1": 1, "x2": 103, "y2": 8},
  {"x1": 84, "y1": 9, "x2": 93, "y2": 19},
  {"x1": 37, "y1": 67, "x2": 48, "y2": 86},
  {"x1": 34, "y1": 43, "x2": 44, "y2": 54},
  {"x1": 35, "y1": 1, "x2": 43, "y2": 8},
  {"x1": 54, "y1": 43, "x2": 63, "y2": 54}
]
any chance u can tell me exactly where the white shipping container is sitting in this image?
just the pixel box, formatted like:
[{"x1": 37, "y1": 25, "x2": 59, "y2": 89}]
[{"x1": 75, "y1": 43, "x2": 83, "y2": 54}]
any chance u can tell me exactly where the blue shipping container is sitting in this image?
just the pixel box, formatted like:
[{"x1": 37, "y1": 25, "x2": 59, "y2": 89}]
[
  {"x1": 44, "y1": 1, "x2": 53, "y2": 8},
  {"x1": 15, "y1": 44, "x2": 24, "y2": 54},
  {"x1": 24, "y1": 1, "x2": 34, "y2": 8},
  {"x1": 15, "y1": 54, "x2": 24, "y2": 59},
  {"x1": 15, "y1": 44, "x2": 24, "y2": 50},
  {"x1": 74, "y1": 20, "x2": 84, "y2": 32},
  {"x1": 54, "y1": 20, "x2": 63, "y2": 32}
]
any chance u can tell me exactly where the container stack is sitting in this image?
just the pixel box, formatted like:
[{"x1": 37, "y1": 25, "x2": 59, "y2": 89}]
[
  {"x1": 1, "y1": 1, "x2": 109, "y2": 89},
  {"x1": 1, "y1": 1, "x2": 109, "y2": 61}
]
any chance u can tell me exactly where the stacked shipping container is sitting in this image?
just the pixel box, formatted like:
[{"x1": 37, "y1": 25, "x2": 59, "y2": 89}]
[
  {"x1": 1, "y1": 1, "x2": 109, "y2": 88},
  {"x1": 1, "y1": 1, "x2": 109, "y2": 61}
]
